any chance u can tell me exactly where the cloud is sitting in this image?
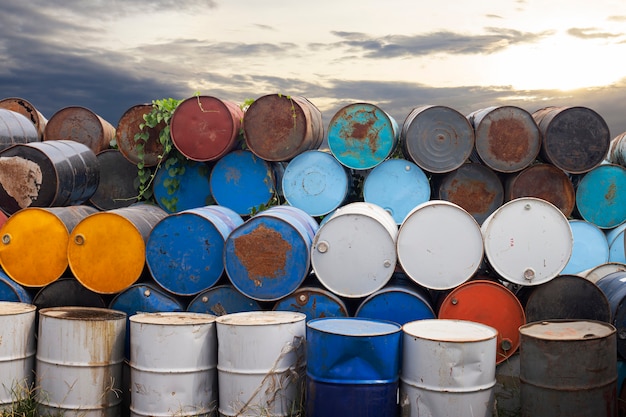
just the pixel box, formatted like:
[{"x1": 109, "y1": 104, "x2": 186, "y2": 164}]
[
  {"x1": 567, "y1": 27, "x2": 623, "y2": 39},
  {"x1": 608, "y1": 16, "x2": 626, "y2": 22}
]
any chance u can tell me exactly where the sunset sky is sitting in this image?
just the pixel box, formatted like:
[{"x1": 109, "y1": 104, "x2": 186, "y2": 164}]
[{"x1": 1, "y1": 0, "x2": 625, "y2": 138}]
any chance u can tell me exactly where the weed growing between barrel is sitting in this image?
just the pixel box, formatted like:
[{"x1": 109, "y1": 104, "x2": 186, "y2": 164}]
[{"x1": 0, "y1": 379, "x2": 38, "y2": 417}]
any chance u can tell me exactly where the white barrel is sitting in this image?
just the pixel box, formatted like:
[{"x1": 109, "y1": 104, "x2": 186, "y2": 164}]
[
  {"x1": 584, "y1": 262, "x2": 626, "y2": 283},
  {"x1": 400, "y1": 319, "x2": 498, "y2": 417},
  {"x1": 216, "y1": 311, "x2": 306, "y2": 417},
  {"x1": 481, "y1": 197, "x2": 573, "y2": 286},
  {"x1": 129, "y1": 312, "x2": 218, "y2": 417},
  {"x1": 311, "y1": 202, "x2": 397, "y2": 298},
  {"x1": 0, "y1": 302, "x2": 36, "y2": 409},
  {"x1": 36, "y1": 307, "x2": 126, "y2": 417},
  {"x1": 397, "y1": 200, "x2": 483, "y2": 290}
]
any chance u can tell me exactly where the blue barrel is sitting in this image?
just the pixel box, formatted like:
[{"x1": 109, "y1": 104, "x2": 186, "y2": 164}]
[
  {"x1": 146, "y1": 205, "x2": 244, "y2": 296},
  {"x1": 561, "y1": 219, "x2": 609, "y2": 275},
  {"x1": 597, "y1": 271, "x2": 626, "y2": 358},
  {"x1": 607, "y1": 223, "x2": 626, "y2": 264},
  {"x1": 153, "y1": 158, "x2": 213, "y2": 213},
  {"x1": 282, "y1": 150, "x2": 350, "y2": 217},
  {"x1": 355, "y1": 279, "x2": 435, "y2": 325},
  {"x1": 272, "y1": 285, "x2": 349, "y2": 321},
  {"x1": 363, "y1": 158, "x2": 431, "y2": 224},
  {"x1": 306, "y1": 317, "x2": 402, "y2": 417},
  {"x1": 576, "y1": 164, "x2": 626, "y2": 229},
  {"x1": 224, "y1": 205, "x2": 318, "y2": 301},
  {"x1": 0, "y1": 270, "x2": 32, "y2": 303},
  {"x1": 186, "y1": 284, "x2": 263, "y2": 316},
  {"x1": 209, "y1": 149, "x2": 279, "y2": 215},
  {"x1": 327, "y1": 103, "x2": 399, "y2": 170}
]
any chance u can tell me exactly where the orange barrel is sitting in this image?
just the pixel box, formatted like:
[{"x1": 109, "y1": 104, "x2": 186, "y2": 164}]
[
  {"x1": 434, "y1": 162, "x2": 504, "y2": 225},
  {"x1": 0, "y1": 140, "x2": 100, "y2": 214},
  {"x1": 533, "y1": 106, "x2": 610, "y2": 174},
  {"x1": 0, "y1": 97, "x2": 48, "y2": 140},
  {"x1": 504, "y1": 162, "x2": 576, "y2": 217},
  {"x1": 438, "y1": 280, "x2": 526, "y2": 364},
  {"x1": 67, "y1": 204, "x2": 168, "y2": 294},
  {"x1": 89, "y1": 149, "x2": 138, "y2": 210},
  {"x1": 115, "y1": 103, "x2": 166, "y2": 167},
  {"x1": 43, "y1": 106, "x2": 115, "y2": 154},
  {"x1": 170, "y1": 95, "x2": 243, "y2": 162},
  {"x1": 467, "y1": 106, "x2": 541, "y2": 173},
  {"x1": 243, "y1": 94, "x2": 324, "y2": 161},
  {"x1": 0, "y1": 206, "x2": 98, "y2": 288},
  {"x1": 401, "y1": 105, "x2": 474, "y2": 174},
  {"x1": 0, "y1": 109, "x2": 40, "y2": 152}
]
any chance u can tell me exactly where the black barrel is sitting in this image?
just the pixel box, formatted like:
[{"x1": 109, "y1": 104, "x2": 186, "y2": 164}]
[{"x1": 0, "y1": 108, "x2": 40, "y2": 152}]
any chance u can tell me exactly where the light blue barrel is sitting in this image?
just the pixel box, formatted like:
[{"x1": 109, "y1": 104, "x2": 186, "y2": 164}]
[
  {"x1": 561, "y1": 219, "x2": 610, "y2": 275},
  {"x1": 224, "y1": 205, "x2": 318, "y2": 301},
  {"x1": 606, "y1": 223, "x2": 626, "y2": 264},
  {"x1": 0, "y1": 270, "x2": 32, "y2": 303},
  {"x1": 272, "y1": 285, "x2": 349, "y2": 321},
  {"x1": 282, "y1": 150, "x2": 350, "y2": 217},
  {"x1": 363, "y1": 158, "x2": 431, "y2": 224},
  {"x1": 153, "y1": 158, "x2": 213, "y2": 213},
  {"x1": 327, "y1": 103, "x2": 399, "y2": 170},
  {"x1": 186, "y1": 284, "x2": 263, "y2": 316},
  {"x1": 306, "y1": 317, "x2": 402, "y2": 417},
  {"x1": 209, "y1": 149, "x2": 279, "y2": 215},
  {"x1": 146, "y1": 205, "x2": 244, "y2": 296},
  {"x1": 576, "y1": 164, "x2": 626, "y2": 229}
]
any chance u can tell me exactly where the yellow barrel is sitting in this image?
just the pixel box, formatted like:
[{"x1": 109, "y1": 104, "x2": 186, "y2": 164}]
[
  {"x1": 67, "y1": 204, "x2": 167, "y2": 294},
  {"x1": 0, "y1": 206, "x2": 98, "y2": 287}
]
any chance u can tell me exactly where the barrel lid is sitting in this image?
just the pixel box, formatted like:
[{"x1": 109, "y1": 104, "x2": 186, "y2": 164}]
[
  {"x1": 0, "y1": 301, "x2": 36, "y2": 315},
  {"x1": 273, "y1": 286, "x2": 349, "y2": 320},
  {"x1": 186, "y1": 284, "x2": 263, "y2": 316},
  {"x1": 215, "y1": 310, "x2": 306, "y2": 326},
  {"x1": 0, "y1": 97, "x2": 48, "y2": 139},
  {"x1": 519, "y1": 319, "x2": 615, "y2": 340},
  {"x1": 403, "y1": 318, "x2": 498, "y2": 342},
  {"x1": 307, "y1": 317, "x2": 401, "y2": 336},
  {"x1": 130, "y1": 311, "x2": 216, "y2": 325},
  {"x1": 561, "y1": 220, "x2": 609, "y2": 275},
  {"x1": 89, "y1": 149, "x2": 138, "y2": 210},
  {"x1": 39, "y1": 306, "x2": 127, "y2": 321},
  {"x1": 115, "y1": 103, "x2": 165, "y2": 167},
  {"x1": 43, "y1": 106, "x2": 114, "y2": 153},
  {"x1": 153, "y1": 159, "x2": 213, "y2": 213},
  {"x1": 576, "y1": 164, "x2": 626, "y2": 229},
  {"x1": 355, "y1": 285, "x2": 436, "y2": 325}
]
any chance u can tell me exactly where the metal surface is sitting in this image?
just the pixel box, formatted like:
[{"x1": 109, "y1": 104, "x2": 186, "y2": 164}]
[
  {"x1": 397, "y1": 200, "x2": 483, "y2": 290},
  {"x1": 152, "y1": 159, "x2": 213, "y2": 213},
  {"x1": 504, "y1": 162, "x2": 576, "y2": 217},
  {"x1": 0, "y1": 140, "x2": 100, "y2": 214},
  {"x1": 585, "y1": 262, "x2": 626, "y2": 283},
  {"x1": 435, "y1": 162, "x2": 503, "y2": 225},
  {"x1": 215, "y1": 311, "x2": 306, "y2": 417},
  {"x1": 608, "y1": 131, "x2": 626, "y2": 166},
  {"x1": 467, "y1": 106, "x2": 541, "y2": 173},
  {"x1": 533, "y1": 106, "x2": 610, "y2": 174},
  {"x1": 0, "y1": 108, "x2": 39, "y2": 151},
  {"x1": 519, "y1": 320, "x2": 617, "y2": 417},
  {"x1": 0, "y1": 206, "x2": 98, "y2": 287},
  {"x1": 327, "y1": 102, "x2": 399, "y2": 170},
  {"x1": 438, "y1": 280, "x2": 526, "y2": 363},
  {"x1": 0, "y1": 97, "x2": 48, "y2": 140},
  {"x1": 0, "y1": 271, "x2": 32, "y2": 303},
  {"x1": 561, "y1": 220, "x2": 609, "y2": 275},
  {"x1": 32, "y1": 277, "x2": 106, "y2": 310},
  {"x1": 115, "y1": 103, "x2": 165, "y2": 167},
  {"x1": 243, "y1": 94, "x2": 324, "y2": 161},
  {"x1": 129, "y1": 312, "x2": 218, "y2": 417},
  {"x1": 43, "y1": 106, "x2": 115, "y2": 153},
  {"x1": 609, "y1": 228, "x2": 626, "y2": 264},
  {"x1": 401, "y1": 105, "x2": 474, "y2": 174},
  {"x1": 481, "y1": 197, "x2": 572, "y2": 286},
  {"x1": 596, "y1": 271, "x2": 626, "y2": 358},
  {"x1": 0, "y1": 302, "x2": 36, "y2": 407},
  {"x1": 273, "y1": 285, "x2": 349, "y2": 321},
  {"x1": 282, "y1": 150, "x2": 350, "y2": 217},
  {"x1": 36, "y1": 307, "x2": 127, "y2": 417},
  {"x1": 187, "y1": 284, "x2": 262, "y2": 316},
  {"x1": 311, "y1": 202, "x2": 398, "y2": 298},
  {"x1": 400, "y1": 319, "x2": 498, "y2": 417},
  {"x1": 146, "y1": 206, "x2": 243, "y2": 297},
  {"x1": 363, "y1": 158, "x2": 431, "y2": 224},
  {"x1": 89, "y1": 149, "x2": 138, "y2": 210},
  {"x1": 170, "y1": 95, "x2": 243, "y2": 162},
  {"x1": 68, "y1": 204, "x2": 168, "y2": 294},
  {"x1": 576, "y1": 163, "x2": 626, "y2": 229}
]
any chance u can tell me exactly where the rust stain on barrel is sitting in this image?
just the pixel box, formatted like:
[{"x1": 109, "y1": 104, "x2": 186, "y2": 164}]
[
  {"x1": 447, "y1": 178, "x2": 494, "y2": 213},
  {"x1": 487, "y1": 118, "x2": 530, "y2": 163},
  {"x1": 606, "y1": 183, "x2": 617, "y2": 202},
  {"x1": 233, "y1": 224, "x2": 290, "y2": 284}
]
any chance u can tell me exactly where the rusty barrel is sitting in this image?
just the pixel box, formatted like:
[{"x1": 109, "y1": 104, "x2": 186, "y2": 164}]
[
  {"x1": 467, "y1": 106, "x2": 541, "y2": 173},
  {"x1": 504, "y1": 162, "x2": 576, "y2": 217},
  {"x1": 115, "y1": 103, "x2": 166, "y2": 167},
  {"x1": 0, "y1": 140, "x2": 100, "y2": 214},
  {"x1": 273, "y1": 284, "x2": 349, "y2": 321},
  {"x1": 89, "y1": 149, "x2": 138, "y2": 210},
  {"x1": 0, "y1": 108, "x2": 40, "y2": 152},
  {"x1": 533, "y1": 106, "x2": 610, "y2": 174},
  {"x1": 0, "y1": 97, "x2": 47, "y2": 140},
  {"x1": 187, "y1": 284, "x2": 263, "y2": 316},
  {"x1": 434, "y1": 162, "x2": 504, "y2": 225},
  {"x1": 401, "y1": 105, "x2": 474, "y2": 174},
  {"x1": 170, "y1": 95, "x2": 243, "y2": 162},
  {"x1": 575, "y1": 163, "x2": 626, "y2": 229},
  {"x1": 43, "y1": 106, "x2": 115, "y2": 154},
  {"x1": 0, "y1": 206, "x2": 98, "y2": 288},
  {"x1": 519, "y1": 320, "x2": 617, "y2": 417},
  {"x1": 243, "y1": 94, "x2": 324, "y2": 161}
]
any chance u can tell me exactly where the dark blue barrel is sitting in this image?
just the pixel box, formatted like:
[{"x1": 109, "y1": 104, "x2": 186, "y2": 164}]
[
  {"x1": 186, "y1": 284, "x2": 262, "y2": 316},
  {"x1": 597, "y1": 271, "x2": 626, "y2": 358},
  {"x1": 576, "y1": 164, "x2": 626, "y2": 229},
  {"x1": 152, "y1": 158, "x2": 213, "y2": 213},
  {"x1": 272, "y1": 285, "x2": 349, "y2": 321},
  {"x1": 146, "y1": 205, "x2": 243, "y2": 296},
  {"x1": 306, "y1": 317, "x2": 402, "y2": 417},
  {"x1": 224, "y1": 205, "x2": 318, "y2": 301},
  {"x1": 0, "y1": 270, "x2": 32, "y2": 303}
]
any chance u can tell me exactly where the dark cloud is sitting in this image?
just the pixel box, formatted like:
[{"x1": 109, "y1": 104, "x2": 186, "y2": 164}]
[{"x1": 567, "y1": 27, "x2": 623, "y2": 39}]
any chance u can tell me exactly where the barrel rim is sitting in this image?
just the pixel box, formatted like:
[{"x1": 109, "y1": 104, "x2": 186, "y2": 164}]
[
  {"x1": 519, "y1": 318, "x2": 616, "y2": 340},
  {"x1": 38, "y1": 306, "x2": 127, "y2": 320},
  {"x1": 307, "y1": 316, "x2": 402, "y2": 336}
]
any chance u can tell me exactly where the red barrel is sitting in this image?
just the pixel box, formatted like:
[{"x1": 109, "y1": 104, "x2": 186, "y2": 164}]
[
  {"x1": 0, "y1": 97, "x2": 47, "y2": 140},
  {"x1": 170, "y1": 95, "x2": 243, "y2": 162},
  {"x1": 43, "y1": 106, "x2": 115, "y2": 153},
  {"x1": 115, "y1": 103, "x2": 166, "y2": 166}
]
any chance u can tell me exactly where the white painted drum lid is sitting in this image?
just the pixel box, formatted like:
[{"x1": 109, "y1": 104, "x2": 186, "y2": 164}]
[
  {"x1": 482, "y1": 197, "x2": 573, "y2": 286},
  {"x1": 397, "y1": 200, "x2": 483, "y2": 290}
]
